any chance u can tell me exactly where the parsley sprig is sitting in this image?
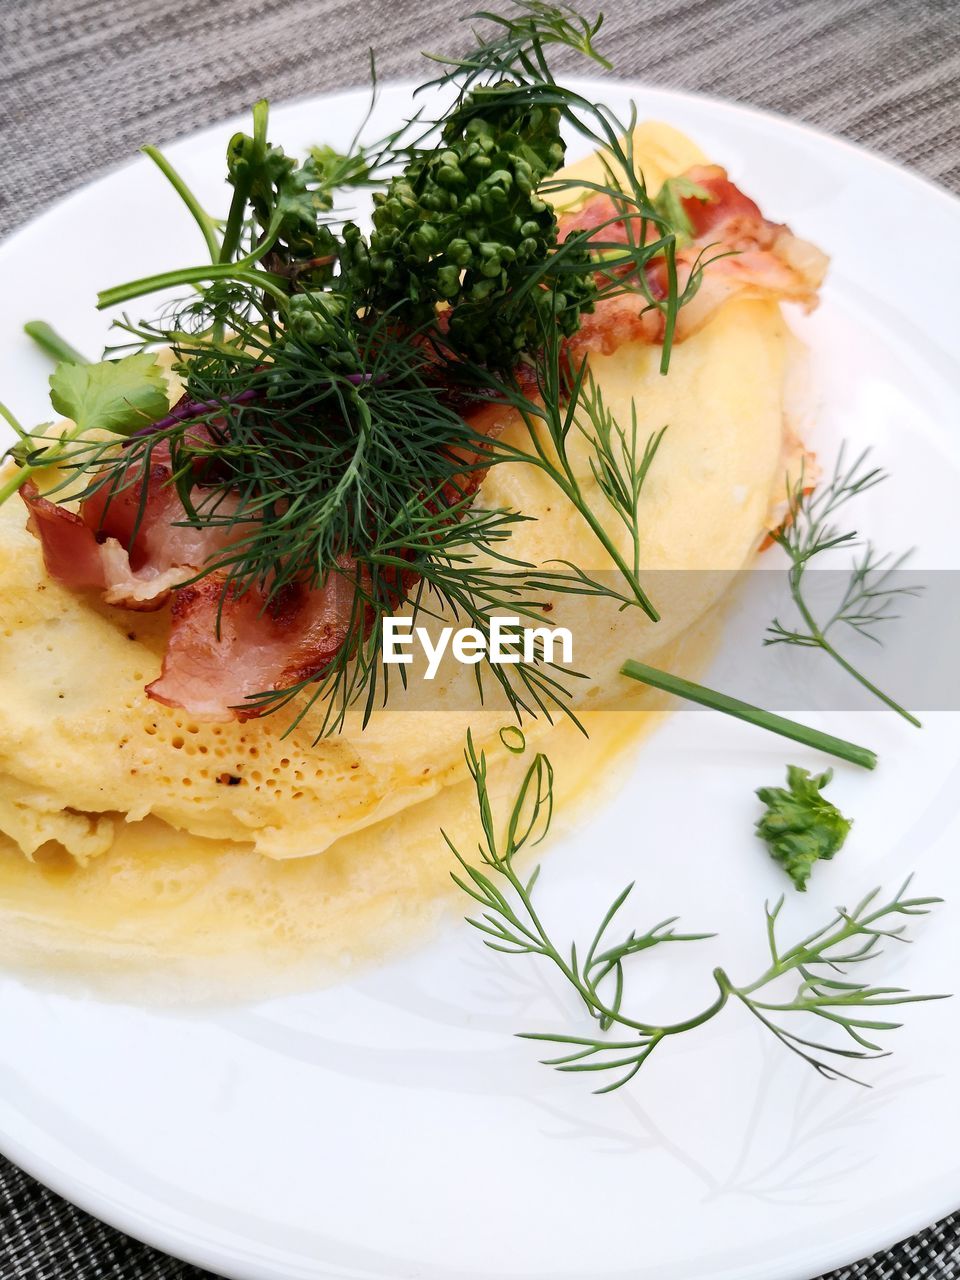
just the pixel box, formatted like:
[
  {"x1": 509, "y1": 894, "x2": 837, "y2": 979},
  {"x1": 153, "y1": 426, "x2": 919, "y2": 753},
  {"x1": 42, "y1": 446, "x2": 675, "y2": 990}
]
[
  {"x1": 755, "y1": 765, "x2": 852, "y2": 891},
  {"x1": 0, "y1": 352, "x2": 170, "y2": 505}
]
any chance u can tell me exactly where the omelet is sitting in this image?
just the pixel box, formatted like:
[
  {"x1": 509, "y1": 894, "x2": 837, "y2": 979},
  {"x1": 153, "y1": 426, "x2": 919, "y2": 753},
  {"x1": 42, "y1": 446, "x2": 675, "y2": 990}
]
[{"x1": 0, "y1": 123, "x2": 812, "y2": 971}]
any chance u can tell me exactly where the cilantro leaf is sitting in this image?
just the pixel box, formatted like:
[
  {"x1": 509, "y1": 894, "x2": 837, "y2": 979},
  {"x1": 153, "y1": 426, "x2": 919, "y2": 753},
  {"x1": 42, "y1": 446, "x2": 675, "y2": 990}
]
[
  {"x1": 652, "y1": 176, "x2": 712, "y2": 245},
  {"x1": 48, "y1": 353, "x2": 169, "y2": 435},
  {"x1": 755, "y1": 766, "x2": 852, "y2": 891}
]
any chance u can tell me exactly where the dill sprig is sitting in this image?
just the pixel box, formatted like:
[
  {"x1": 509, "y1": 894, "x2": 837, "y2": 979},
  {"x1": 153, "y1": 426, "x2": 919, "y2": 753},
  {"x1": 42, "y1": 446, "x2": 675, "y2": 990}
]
[
  {"x1": 447, "y1": 732, "x2": 944, "y2": 1092},
  {"x1": 459, "y1": 317, "x2": 667, "y2": 620},
  {"x1": 767, "y1": 445, "x2": 922, "y2": 726},
  {"x1": 423, "y1": 2, "x2": 612, "y2": 88}
]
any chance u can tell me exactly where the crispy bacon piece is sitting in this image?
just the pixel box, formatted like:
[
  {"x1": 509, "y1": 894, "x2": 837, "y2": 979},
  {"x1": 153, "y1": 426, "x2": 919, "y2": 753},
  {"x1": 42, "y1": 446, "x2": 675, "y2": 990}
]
[
  {"x1": 81, "y1": 423, "x2": 245, "y2": 582},
  {"x1": 146, "y1": 565, "x2": 364, "y2": 721},
  {"x1": 22, "y1": 480, "x2": 114, "y2": 591},
  {"x1": 559, "y1": 164, "x2": 828, "y2": 357},
  {"x1": 22, "y1": 417, "x2": 246, "y2": 612},
  {"x1": 145, "y1": 382, "x2": 526, "y2": 721},
  {"x1": 21, "y1": 480, "x2": 194, "y2": 611}
]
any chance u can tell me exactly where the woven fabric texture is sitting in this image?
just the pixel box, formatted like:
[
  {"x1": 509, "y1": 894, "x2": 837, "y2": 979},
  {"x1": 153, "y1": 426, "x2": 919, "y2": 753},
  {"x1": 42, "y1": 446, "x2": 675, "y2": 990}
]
[{"x1": 1, "y1": 0, "x2": 959, "y2": 1277}]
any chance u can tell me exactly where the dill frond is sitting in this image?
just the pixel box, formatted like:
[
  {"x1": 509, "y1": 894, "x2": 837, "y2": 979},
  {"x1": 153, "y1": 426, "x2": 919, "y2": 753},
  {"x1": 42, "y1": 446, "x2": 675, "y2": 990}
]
[{"x1": 448, "y1": 732, "x2": 945, "y2": 1093}]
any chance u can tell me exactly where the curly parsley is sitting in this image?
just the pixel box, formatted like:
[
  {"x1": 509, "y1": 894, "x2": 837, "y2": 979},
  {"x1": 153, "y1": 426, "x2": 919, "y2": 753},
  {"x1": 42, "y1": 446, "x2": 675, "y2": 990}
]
[{"x1": 755, "y1": 765, "x2": 853, "y2": 891}]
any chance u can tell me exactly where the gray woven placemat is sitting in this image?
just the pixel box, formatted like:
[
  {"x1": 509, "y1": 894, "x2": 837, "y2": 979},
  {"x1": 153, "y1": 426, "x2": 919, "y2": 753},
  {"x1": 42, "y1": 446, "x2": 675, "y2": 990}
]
[{"x1": 1, "y1": 0, "x2": 958, "y2": 1277}]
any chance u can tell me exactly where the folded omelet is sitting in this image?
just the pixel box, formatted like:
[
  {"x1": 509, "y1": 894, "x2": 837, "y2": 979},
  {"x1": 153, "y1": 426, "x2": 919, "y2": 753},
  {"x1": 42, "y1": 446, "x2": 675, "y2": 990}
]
[{"x1": 0, "y1": 124, "x2": 808, "y2": 972}]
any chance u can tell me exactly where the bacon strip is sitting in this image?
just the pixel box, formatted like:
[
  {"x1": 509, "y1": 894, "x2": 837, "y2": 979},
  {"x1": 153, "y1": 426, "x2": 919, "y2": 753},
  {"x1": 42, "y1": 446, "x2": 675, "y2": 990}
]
[
  {"x1": 146, "y1": 566, "x2": 364, "y2": 721},
  {"x1": 145, "y1": 385, "x2": 525, "y2": 721},
  {"x1": 21, "y1": 421, "x2": 247, "y2": 612},
  {"x1": 559, "y1": 164, "x2": 828, "y2": 357},
  {"x1": 21, "y1": 480, "x2": 195, "y2": 612}
]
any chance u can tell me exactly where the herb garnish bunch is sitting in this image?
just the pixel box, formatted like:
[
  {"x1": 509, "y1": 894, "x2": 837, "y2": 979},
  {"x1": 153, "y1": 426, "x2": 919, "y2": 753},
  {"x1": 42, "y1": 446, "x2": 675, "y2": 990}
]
[{"x1": 7, "y1": 2, "x2": 704, "y2": 733}]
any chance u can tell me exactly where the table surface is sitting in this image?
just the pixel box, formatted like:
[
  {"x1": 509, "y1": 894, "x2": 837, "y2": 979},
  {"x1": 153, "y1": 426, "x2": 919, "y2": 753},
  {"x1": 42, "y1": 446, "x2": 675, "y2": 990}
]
[{"x1": 1, "y1": 0, "x2": 959, "y2": 1277}]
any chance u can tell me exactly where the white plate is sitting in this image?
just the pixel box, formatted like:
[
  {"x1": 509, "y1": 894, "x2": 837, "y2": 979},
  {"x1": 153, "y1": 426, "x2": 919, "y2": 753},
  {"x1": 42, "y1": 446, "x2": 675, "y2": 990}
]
[{"x1": 1, "y1": 79, "x2": 959, "y2": 1280}]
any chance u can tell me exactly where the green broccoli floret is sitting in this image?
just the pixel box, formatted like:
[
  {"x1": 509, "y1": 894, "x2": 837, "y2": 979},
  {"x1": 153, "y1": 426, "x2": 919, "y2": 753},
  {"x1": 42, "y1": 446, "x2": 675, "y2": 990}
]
[
  {"x1": 755, "y1": 766, "x2": 853, "y2": 892},
  {"x1": 352, "y1": 86, "x2": 595, "y2": 368}
]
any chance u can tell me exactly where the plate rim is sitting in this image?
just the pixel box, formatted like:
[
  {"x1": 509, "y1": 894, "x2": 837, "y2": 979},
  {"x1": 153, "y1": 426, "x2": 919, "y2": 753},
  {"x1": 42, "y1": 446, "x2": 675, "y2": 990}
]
[
  {"x1": 0, "y1": 74, "x2": 958, "y2": 1280},
  {"x1": 0, "y1": 75, "x2": 956, "y2": 263}
]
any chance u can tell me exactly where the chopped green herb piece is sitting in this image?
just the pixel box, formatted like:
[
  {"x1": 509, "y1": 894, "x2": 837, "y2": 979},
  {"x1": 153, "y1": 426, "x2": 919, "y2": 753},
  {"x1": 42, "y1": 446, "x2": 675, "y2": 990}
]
[{"x1": 756, "y1": 765, "x2": 852, "y2": 891}]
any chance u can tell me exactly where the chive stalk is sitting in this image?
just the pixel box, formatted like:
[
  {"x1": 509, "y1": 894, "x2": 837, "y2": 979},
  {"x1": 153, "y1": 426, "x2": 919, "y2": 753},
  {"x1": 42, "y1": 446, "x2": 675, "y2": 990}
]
[
  {"x1": 23, "y1": 322, "x2": 88, "y2": 366},
  {"x1": 620, "y1": 659, "x2": 877, "y2": 770}
]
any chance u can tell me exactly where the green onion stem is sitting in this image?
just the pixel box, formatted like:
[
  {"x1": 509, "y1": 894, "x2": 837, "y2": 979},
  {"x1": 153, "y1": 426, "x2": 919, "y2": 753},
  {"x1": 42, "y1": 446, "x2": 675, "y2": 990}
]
[
  {"x1": 23, "y1": 322, "x2": 88, "y2": 366},
  {"x1": 142, "y1": 146, "x2": 222, "y2": 264},
  {"x1": 97, "y1": 261, "x2": 289, "y2": 310},
  {"x1": 620, "y1": 659, "x2": 877, "y2": 770},
  {"x1": 0, "y1": 469, "x2": 27, "y2": 505},
  {"x1": 0, "y1": 401, "x2": 28, "y2": 440}
]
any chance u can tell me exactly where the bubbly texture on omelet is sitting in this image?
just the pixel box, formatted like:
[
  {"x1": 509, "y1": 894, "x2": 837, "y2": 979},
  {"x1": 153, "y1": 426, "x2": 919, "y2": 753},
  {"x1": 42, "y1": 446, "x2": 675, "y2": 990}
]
[
  {"x1": 0, "y1": 123, "x2": 811, "y2": 971},
  {"x1": 0, "y1": 710, "x2": 669, "y2": 993}
]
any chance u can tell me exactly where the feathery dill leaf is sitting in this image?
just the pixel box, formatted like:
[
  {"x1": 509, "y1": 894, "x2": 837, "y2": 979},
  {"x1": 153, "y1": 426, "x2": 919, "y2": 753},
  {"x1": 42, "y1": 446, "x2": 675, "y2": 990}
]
[
  {"x1": 767, "y1": 444, "x2": 922, "y2": 726},
  {"x1": 448, "y1": 731, "x2": 945, "y2": 1092}
]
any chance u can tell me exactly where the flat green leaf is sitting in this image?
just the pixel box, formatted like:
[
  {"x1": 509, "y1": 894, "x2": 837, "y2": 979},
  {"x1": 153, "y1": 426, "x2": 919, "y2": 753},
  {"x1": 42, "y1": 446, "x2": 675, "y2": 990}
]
[{"x1": 48, "y1": 352, "x2": 169, "y2": 435}]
